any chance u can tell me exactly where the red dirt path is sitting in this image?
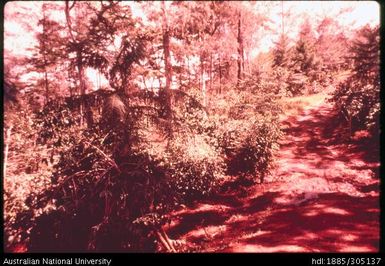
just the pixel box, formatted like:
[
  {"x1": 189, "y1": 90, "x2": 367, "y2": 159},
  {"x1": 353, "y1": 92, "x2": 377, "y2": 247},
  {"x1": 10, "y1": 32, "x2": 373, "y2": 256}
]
[{"x1": 164, "y1": 97, "x2": 380, "y2": 252}]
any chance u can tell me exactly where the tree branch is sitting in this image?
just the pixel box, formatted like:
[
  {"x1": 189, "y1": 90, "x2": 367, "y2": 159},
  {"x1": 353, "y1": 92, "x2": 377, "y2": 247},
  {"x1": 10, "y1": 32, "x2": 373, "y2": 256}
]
[{"x1": 65, "y1": 1, "x2": 76, "y2": 42}]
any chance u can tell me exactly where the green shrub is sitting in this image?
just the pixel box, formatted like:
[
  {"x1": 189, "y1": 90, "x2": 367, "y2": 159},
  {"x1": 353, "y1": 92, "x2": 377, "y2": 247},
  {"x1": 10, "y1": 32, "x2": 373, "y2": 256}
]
[
  {"x1": 14, "y1": 89, "x2": 226, "y2": 251},
  {"x1": 331, "y1": 25, "x2": 379, "y2": 136},
  {"x1": 164, "y1": 133, "x2": 226, "y2": 199},
  {"x1": 12, "y1": 74, "x2": 282, "y2": 251},
  {"x1": 4, "y1": 106, "x2": 54, "y2": 251},
  {"x1": 222, "y1": 117, "x2": 280, "y2": 183},
  {"x1": 210, "y1": 82, "x2": 282, "y2": 183}
]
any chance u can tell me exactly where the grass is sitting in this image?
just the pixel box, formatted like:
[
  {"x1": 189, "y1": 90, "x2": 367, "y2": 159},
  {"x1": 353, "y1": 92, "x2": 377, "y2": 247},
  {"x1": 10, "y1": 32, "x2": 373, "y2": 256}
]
[{"x1": 279, "y1": 91, "x2": 329, "y2": 117}]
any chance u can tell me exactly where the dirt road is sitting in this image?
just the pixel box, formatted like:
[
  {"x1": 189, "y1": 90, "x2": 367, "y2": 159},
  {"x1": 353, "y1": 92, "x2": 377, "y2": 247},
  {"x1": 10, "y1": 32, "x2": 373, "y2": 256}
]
[{"x1": 165, "y1": 96, "x2": 380, "y2": 252}]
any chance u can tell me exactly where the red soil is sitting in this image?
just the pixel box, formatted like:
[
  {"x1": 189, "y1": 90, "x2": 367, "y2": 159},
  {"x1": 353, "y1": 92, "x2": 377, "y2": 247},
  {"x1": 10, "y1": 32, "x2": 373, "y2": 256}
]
[{"x1": 164, "y1": 99, "x2": 380, "y2": 252}]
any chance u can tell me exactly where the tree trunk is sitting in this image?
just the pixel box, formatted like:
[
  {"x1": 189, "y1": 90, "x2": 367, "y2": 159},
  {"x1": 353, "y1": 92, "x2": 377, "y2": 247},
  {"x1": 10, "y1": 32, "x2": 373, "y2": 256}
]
[
  {"x1": 156, "y1": 229, "x2": 176, "y2": 253},
  {"x1": 65, "y1": 1, "x2": 93, "y2": 127},
  {"x1": 218, "y1": 54, "x2": 222, "y2": 94},
  {"x1": 77, "y1": 51, "x2": 93, "y2": 127},
  {"x1": 179, "y1": 60, "x2": 183, "y2": 89},
  {"x1": 187, "y1": 56, "x2": 191, "y2": 88},
  {"x1": 202, "y1": 72, "x2": 206, "y2": 107},
  {"x1": 42, "y1": 5, "x2": 49, "y2": 104},
  {"x1": 44, "y1": 70, "x2": 49, "y2": 104},
  {"x1": 164, "y1": 49, "x2": 171, "y2": 90},
  {"x1": 77, "y1": 51, "x2": 86, "y2": 96},
  {"x1": 237, "y1": 11, "x2": 244, "y2": 84},
  {"x1": 200, "y1": 55, "x2": 206, "y2": 107},
  {"x1": 4, "y1": 126, "x2": 12, "y2": 178},
  {"x1": 162, "y1": 1, "x2": 172, "y2": 120},
  {"x1": 209, "y1": 53, "x2": 213, "y2": 92}
]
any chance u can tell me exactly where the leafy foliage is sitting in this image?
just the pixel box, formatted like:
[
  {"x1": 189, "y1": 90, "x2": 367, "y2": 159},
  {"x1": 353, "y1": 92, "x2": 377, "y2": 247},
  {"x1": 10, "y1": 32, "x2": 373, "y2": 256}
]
[
  {"x1": 331, "y1": 25, "x2": 379, "y2": 135},
  {"x1": 270, "y1": 17, "x2": 350, "y2": 97},
  {"x1": 9, "y1": 77, "x2": 283, "y2": 251},
  {"x1": 3, "y1": 98, "x2": 55, "y2": 251},
  {"x1": 5, "y1": 1, "x2": 379, "y2": 253},
  {"x1": 210, "y1": 79, "x2": 282, "y2": 183},
  {"x1": 11, "y1": 89, "x2": 225, "y2": 251}
]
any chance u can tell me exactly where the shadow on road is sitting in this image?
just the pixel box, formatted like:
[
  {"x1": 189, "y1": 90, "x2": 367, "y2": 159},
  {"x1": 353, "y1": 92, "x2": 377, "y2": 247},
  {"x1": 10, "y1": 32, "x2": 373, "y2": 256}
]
[{"x1": 165, "y1": 100, "x2": 380, "y2": 252}]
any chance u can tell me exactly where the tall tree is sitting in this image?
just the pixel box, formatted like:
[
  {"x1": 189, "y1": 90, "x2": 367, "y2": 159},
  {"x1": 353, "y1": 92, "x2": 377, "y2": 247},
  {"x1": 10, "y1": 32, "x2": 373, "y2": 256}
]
[
  {"x1": 64, "y1": 1, "x2": 93, "y2": 126},
  {"x1": 289, "y1": 18, "x2": 321, "y2": 94},
  {"x1": 30, "y1": 3, "x2": 66, "y2": 104},
  {"x1": 237, "y1": 10, "x2": 244, "y2": 83},
  {"x1": 315, "y1": 16, "x2": 349, "y2": 73},
  {"x1": 161, "y1": 1, "x2": 172, "y2": 92},
  {"x1": 63, "y1": 1, "x2": 148, "y2": 124},
  {"x1": 161, "y1": 1, "x2": 173, "y2": 118},
  {"x1": 332, "y1": 25, "x2": 379, "y2": 135}
]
